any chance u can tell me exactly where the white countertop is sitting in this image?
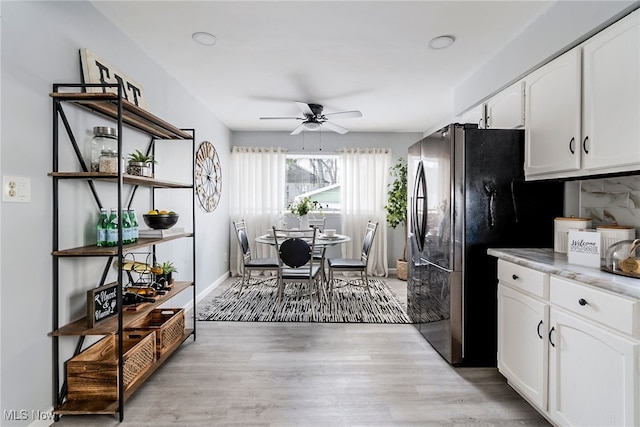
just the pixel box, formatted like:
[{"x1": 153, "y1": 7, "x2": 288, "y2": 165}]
[{"x1": 488, "y1": 248, "x2": 640, "y2": 300}]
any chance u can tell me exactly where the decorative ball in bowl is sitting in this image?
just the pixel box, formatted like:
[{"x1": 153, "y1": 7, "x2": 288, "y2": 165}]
[{"x1": 143, "y1": 212, "x2": 179, "y2": 229}]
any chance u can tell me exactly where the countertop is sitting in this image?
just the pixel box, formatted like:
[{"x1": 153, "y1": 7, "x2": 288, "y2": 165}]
[{"x1": 487, "y1": 248, "x2": 640, "y2": 300}]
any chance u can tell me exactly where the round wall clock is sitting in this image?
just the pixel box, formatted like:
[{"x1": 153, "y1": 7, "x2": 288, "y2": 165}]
[{"x1": 195, "y1": 141, "x2": 222, "y2": 212}]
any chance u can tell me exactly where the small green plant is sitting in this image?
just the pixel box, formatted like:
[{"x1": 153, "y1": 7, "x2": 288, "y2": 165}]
[
  {"x1": 127, "y1": 149, "x2": 157, "y2": 164},
  {"x1": 155, "y1": 261, "x2": 178, "y2": 274},
  {"x1": 384, "y1": 158, "x2": 407, "y2": 261},
  {"x1": 289, "y1": 196, "x2": 324, "y2": 217}
]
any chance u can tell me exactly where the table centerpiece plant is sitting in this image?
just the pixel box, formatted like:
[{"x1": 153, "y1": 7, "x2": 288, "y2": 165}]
[{"x1": 289, "y1": 196, "x2": 323, "y2": 229}]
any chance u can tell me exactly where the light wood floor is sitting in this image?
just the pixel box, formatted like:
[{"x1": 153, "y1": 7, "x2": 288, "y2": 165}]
[{"x1": 51, "y1": 275, "x2": 549, "y2": 426}]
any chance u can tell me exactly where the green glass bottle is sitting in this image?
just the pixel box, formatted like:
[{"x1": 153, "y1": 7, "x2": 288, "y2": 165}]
[
  {"x1": 106, "y1": 208, "x2": 118, "y2": 247},
  {"x1": 128, "y1": 209, "x2": 138, "y2": 243},
  {"x1": 96, "y1": 208, "x2": 108, "y2": 247},
  {"x1": 121, "y1": 210, "x2": 132, "y2": 244}
]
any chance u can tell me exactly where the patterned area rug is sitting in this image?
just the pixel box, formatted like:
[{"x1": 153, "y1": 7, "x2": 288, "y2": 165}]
[{"x1": 197, "y1": 278, "x2": 411, "y2": 323}]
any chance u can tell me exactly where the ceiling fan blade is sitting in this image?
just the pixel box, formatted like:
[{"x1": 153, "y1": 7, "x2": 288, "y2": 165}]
[
  {"x1": 322, "y1": 121, "x2": 349, "y2": 134},
  {"x1": 290, "y1": 123, "x2": 306, "y2": 135},
  {"x1": 323, "y1": 110, "x2": 362, "y2": 119},
  {"x1": 295, "y1": 101, "x2": 314, "y2": 116},
  {"x1": 259, "y1": 116, "x2": 301, "y2": 120}
]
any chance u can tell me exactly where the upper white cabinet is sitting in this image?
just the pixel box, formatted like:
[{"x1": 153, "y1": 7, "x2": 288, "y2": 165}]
[
  {"x1": 459, "y1": 103, "x2": 486, "y2": 128},
  {"x1": 524, "y1": 48, "x2": 582, "y2": 178},
  {"x1": 581, "y1": 10, "x2": 640, "y2": 172},
  {"x1": 525, "y1": 9, "x2": 640, "y2": 180},
  {"x1": 486, "y1": 81, "x2": 525, "y2": 129}
]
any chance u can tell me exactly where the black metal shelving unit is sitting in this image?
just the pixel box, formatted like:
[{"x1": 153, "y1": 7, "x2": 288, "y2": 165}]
[{"x1": 50, "y1": 83, "x2": 196, "y2": 421}]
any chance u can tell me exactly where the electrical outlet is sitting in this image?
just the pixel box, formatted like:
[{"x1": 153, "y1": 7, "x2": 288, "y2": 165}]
[{"x1": 3, "y1": 176, "x2": 31, "y2": 202}]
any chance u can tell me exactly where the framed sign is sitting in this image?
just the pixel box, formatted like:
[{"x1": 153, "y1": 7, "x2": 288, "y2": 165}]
[
  {"x1": 567, "y1": 229, "x2": 601, "y2": 268},
  {"x1": 80, "y1": 48, "x2": 147, "y2": 108},
  {"x1": 86, "y1": 282, "x2": 119, "y2": 328}
]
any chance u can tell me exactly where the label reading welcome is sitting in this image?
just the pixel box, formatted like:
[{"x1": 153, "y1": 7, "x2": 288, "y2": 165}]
[{"x1": 567, "y1": 230, "x2": 601, "y2": 268}]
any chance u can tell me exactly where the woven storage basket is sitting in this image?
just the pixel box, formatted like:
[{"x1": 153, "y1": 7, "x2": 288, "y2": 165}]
[
  {"x1": 66, "y1": 330, "x2": 156, "y2": 401},
  {"x1": 127, "y1": 308, "x2": 185, "y2": 357}
]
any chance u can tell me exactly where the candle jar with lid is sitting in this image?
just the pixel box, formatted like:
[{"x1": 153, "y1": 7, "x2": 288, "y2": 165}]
[{"x1": 88, "y1": 126, "x2": 117, "y2": 172}]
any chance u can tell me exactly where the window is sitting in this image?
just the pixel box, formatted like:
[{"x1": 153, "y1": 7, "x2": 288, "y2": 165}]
[{"x1": 285, "y1": 154, "x2": 340, "y2": 211}]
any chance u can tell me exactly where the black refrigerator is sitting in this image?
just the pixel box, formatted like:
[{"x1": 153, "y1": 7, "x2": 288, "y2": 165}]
[{"x1": 407, "y1": 123, "x2": 563, "y2": 367}]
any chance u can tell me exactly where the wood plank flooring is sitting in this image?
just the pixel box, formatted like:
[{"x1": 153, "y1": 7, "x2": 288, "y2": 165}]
[{"x1": 51, "y1": 276, "x2": 549, "y2": 426}]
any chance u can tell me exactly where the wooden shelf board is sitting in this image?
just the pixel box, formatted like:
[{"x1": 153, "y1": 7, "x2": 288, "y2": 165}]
[
  {"x1": 54, "y1": 330, "x2": 194, "y2": 416},
  {"x1": 51, "y1": 92, "x2": 192, "y2": 140},
  {"x1": 53, "y1": 234, "x2": 193, "y2": 257},
  {"x1": 51, "y1": 281, "x2": 193, "y2": 336},
  {"x1": 48, "y1": 172, "x2": 192, "y2": 189}
]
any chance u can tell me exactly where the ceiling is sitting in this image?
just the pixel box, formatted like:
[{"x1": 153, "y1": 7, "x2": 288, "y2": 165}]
[{"x1": 92, "y1": 1, "x2": 555, "y2": 134}]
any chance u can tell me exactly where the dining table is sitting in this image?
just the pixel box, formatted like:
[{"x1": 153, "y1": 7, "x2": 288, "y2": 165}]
[{"x1": 255, "y1": 231, "x2": 351, "y2": 248}]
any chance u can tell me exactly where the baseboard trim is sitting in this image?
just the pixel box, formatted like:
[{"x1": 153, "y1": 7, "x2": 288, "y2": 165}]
[{"x1": 181, "y1": 271, "x2": 230, "y2": 312}]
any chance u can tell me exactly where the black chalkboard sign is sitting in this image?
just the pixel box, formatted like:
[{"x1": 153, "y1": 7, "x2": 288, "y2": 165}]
[{"x1": 86, "y1": 282, "x2": 119, "y2": 328}]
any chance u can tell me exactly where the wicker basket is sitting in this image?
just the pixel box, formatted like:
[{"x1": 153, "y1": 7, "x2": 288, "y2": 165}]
[
  {"x1": 66, "y1": 330, "x2": 156, "y2": 401},
  {"x1": 127, "y1": 308, "x2": 185, "y2": 357}
]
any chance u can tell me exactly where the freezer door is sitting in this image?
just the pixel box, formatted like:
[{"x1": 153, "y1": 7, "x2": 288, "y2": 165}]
[{"x1": 419, "y1": 260, "x2": 462, "y2": 365}]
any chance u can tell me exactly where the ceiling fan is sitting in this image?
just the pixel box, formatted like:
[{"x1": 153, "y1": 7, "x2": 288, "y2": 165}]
[{"x1": 260, "y1": 102, "x2": 363, "y2": 135}]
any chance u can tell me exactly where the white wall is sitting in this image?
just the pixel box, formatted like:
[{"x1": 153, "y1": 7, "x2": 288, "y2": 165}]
[
  {"x1": 231, "y1": 131, "x2": 422, "y2": 268},
  {"x1": 0, "y1": 2, "x2": 230, "y2": 425}
]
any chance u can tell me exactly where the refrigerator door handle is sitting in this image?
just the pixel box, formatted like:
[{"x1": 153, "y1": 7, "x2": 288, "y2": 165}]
[{"x1": 483, "y1": 179, "x2": 497, "y2": 228}]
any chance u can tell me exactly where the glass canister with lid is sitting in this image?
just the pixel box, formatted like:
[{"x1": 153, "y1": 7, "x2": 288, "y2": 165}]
[{"x1": 88, "y1": 126, "x2": 118, "y2": 172}]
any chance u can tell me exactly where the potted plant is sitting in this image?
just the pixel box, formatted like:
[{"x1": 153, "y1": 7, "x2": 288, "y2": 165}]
[
  {"x1": 384, "y1": 158, "x2": 408, "y2": 280},
  {"x1": 127, "y1": 149, "x2": 156, "y2": 177},
  {"x1": 288, "y1": 196, "x2": 322, "y2": 228},
  {"x1": 152, "y1": 260, "x2": 177, "y2": 287}
]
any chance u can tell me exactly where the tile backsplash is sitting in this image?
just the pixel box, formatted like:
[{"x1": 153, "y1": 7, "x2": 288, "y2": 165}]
[{"x1": 579, "y1": 175, "x2": 640, "y2": 237}]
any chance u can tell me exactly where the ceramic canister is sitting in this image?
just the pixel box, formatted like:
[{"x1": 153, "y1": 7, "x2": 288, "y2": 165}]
[
  {"x1": 597, "y1": 225, "x2": 636, "y2": 256},
  {"x1": 554, "y1": 217, "x2": 592, "y2": 253}
]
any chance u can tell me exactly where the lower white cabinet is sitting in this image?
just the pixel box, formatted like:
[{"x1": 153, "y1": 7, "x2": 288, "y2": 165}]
[
  {"x1": 497, "y1": 260, "x2": 640, "y2": 426},
  {"x1": 498, "y1": 284, "x2": 548, "y2": 409},
  {"x1": 548, "y1": 308, "x2": 638, "y2": 427}
]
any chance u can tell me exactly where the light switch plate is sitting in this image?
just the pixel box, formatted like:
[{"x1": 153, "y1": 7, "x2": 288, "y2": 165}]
[{"x1": 3, "y1": 176, "x2": 31, "y2": 202}]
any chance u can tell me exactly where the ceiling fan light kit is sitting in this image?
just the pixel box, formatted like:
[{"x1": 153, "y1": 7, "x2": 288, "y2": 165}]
[{"x1": 260, "y1": 101, "x2": 362, "y2": 135}]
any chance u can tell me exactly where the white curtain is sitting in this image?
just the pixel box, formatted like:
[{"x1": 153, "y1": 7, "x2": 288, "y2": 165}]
[
  {"x1": 339, "y1": 148, "x2": 391, "y2": 276},
  {"x1": 229, "y1": 146, "x2": 287, "y2": 276}
]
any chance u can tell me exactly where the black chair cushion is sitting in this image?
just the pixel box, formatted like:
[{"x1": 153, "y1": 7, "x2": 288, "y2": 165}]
[
  {"x1": 327, "y1": 258, "x2": 366, "y2": 269},
  {"x1": 279, "y1": 238, "x2": 311, "y2": 268},
  {"x1": 245, "y1": 257, "x2": 279, "y2": 268}
]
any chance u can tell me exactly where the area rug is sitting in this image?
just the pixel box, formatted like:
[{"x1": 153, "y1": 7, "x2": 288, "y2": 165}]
[{"x1": 197, "y1": 278, "x2": 411, "y2": 323}]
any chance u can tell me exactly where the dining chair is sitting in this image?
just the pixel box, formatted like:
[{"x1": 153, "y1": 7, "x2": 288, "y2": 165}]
[
  {"x1": 272, "y1": 226, "x2": 322, "y2": 300},
  {"x1": 327, "y1": 220, "x2": 378, "y2": 297},
  {"x1": 307, "y1": 217, "x2": 327, "y2": 281},
  {"x1": 233, "y1": 220, "x2": 279, "y2": 291}
]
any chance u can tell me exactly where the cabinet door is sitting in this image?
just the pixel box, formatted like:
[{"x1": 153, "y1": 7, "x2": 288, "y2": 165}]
[
  {"x1": 486, "y1": 81, "x2": 525, "y2": 129},
  {"x1": 582, "y1": 11, "x2": 640, "y2": 172},
  {"x1": 548, "y1": 308, "x2": 639, "y2": 427},
  {"x1": 524, "y1": 48, "x2": 582, "y2": 178},
  {"x1": 498, "y1": 284, "x2": 549, "y2": 410},
  {"x1": 460, "y1": 103, "x2": 486, "y2": 129}
]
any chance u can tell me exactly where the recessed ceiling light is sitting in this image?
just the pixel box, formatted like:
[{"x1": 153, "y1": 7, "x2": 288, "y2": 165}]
[
  {"x1": 192, "y1": 32, "x2": 217, "y2": 46},
  {"x1": 429, "y1": 35, "x2": 455, "y2": 50}
]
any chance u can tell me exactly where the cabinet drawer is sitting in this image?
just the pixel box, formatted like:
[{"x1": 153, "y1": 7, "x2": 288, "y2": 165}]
[
  {"x1": 498, "y1": 260, "x2": 549, "y2": 298},
  {"x1": 550, "y1": 276, "x2": 639, "y2": 337}
]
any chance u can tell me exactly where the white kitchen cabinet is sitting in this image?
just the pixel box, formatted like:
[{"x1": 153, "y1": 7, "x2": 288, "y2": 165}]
[
  {"x1": 459, "y1": 103, "x2": 485, "y2": 128},
  {"x1": 524, "y1": 48, "x2": 582, "y2": 178},
  {"x1": 581, "y1": 10, "x2": 640, "y2": 173},
  {"x1": 548, "y1": 308, "x2": 638, "y2": 427},
  {"x1": 486, "y1": 81, "x2": 525, "y2": 129},
  {"x1": 497, "y1": 260, "x2": 640, "y2": 426},
  {"x1": 525, "y1": 9, "x2": 640, "y2": 180},
  {"x1": 498, "y1": 283, "x2": 549, "y2": 410}
]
